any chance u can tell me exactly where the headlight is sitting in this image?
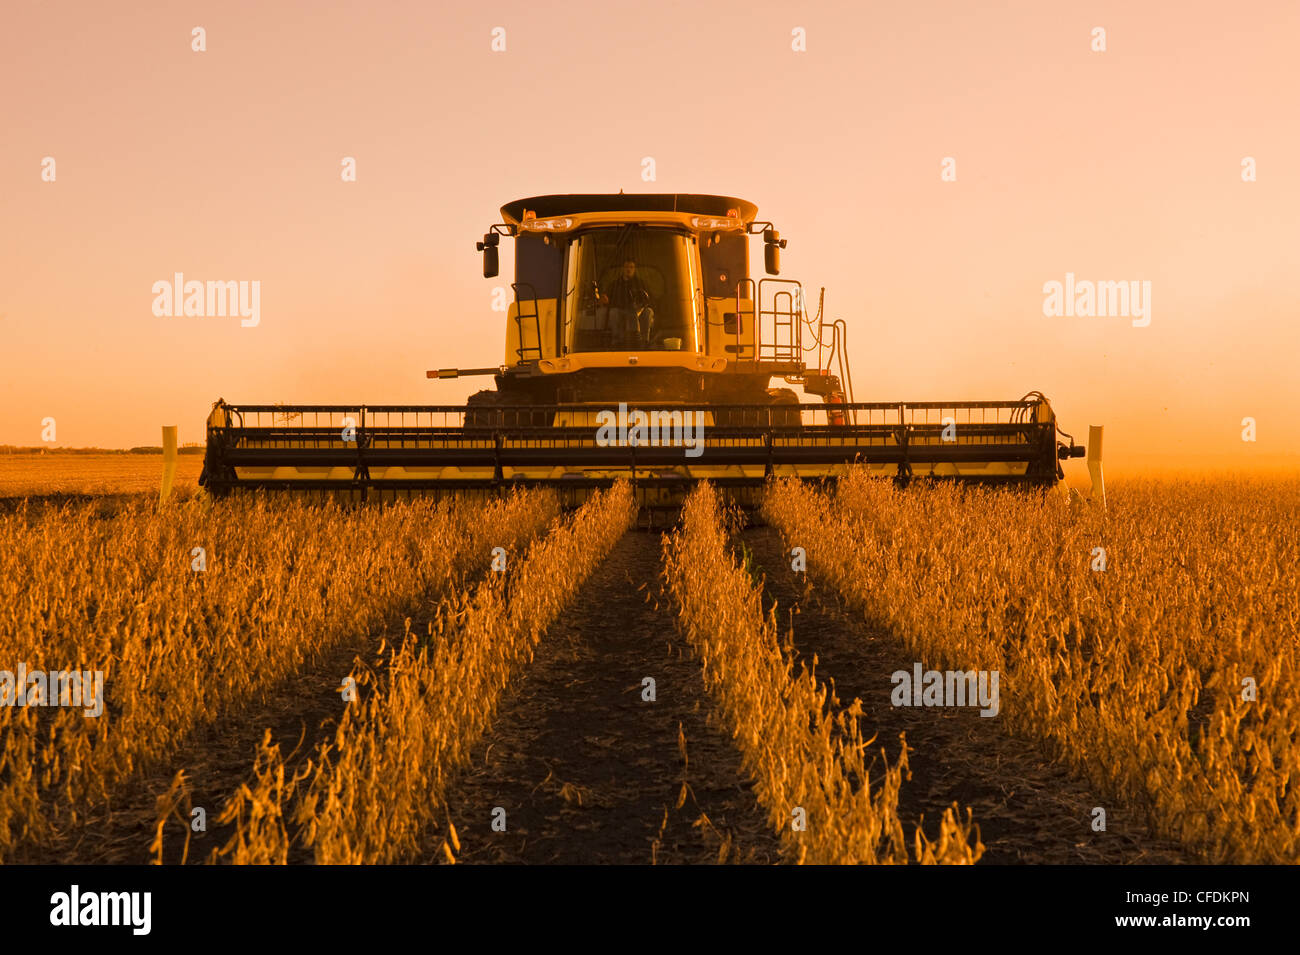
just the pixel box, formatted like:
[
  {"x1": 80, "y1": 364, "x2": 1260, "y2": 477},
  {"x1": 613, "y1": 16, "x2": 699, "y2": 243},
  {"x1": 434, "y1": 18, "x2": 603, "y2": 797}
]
[
  {"x1": 520, "y1": 216, "x2": 574, "y2": 232},
  {"x1": 690, "y1": 215, "x2": 742, "y2": 231}
]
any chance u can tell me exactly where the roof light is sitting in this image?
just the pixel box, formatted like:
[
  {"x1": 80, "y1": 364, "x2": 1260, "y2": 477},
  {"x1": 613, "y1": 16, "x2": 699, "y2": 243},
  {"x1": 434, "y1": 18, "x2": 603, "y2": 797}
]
[
  {"x1": 690, "y1": 215, "x2": 743, "y2": 231},
  {"x1": 520, "y1": 216, "x2": 574, "y2": 232}
]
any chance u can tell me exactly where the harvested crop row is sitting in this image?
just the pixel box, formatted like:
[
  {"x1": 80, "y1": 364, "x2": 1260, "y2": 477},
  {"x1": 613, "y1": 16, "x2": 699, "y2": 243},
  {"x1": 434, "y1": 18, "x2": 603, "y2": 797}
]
[
  {"x1": 0, "y1": 490, "x2": 558, "y2": 862},
  {"x1": 763, "y1": 472, "x2": 1300, "y2": 864},
  {"x1": 206, "y1": 481, "x2": 637, "y2": 864},
  {"x1": 662, "y1": 483, "x2": 983, "y2": 864}
]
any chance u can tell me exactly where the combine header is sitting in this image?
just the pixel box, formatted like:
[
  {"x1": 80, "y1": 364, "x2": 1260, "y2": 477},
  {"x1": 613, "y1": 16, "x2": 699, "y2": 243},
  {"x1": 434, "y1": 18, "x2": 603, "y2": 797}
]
[{"x1": 201, "y1": 193, "x2": 1085, "y2": 504}]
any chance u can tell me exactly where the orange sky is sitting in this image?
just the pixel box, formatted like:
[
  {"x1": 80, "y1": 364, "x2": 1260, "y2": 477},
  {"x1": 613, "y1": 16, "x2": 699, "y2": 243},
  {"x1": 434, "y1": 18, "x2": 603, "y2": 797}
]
[{"x1": 3, "y1": 0, "x2": 1297, "y2": 472}]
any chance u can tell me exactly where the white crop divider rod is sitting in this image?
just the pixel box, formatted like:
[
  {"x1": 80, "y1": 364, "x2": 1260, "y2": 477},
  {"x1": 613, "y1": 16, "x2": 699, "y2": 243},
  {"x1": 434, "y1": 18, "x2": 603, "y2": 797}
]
[
  {"x1": 160, "y1": 425, "x2": 178, "y2": 504},
  {"x1": 1087, "y1": 424, "x2": 1105, "y2": 510}
]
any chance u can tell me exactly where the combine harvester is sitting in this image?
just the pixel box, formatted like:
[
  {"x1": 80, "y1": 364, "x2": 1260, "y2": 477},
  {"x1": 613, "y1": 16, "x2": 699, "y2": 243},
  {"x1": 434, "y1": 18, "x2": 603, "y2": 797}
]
[{"x1": 200, "y1": 193, "x2": 1086, "y2": 505}]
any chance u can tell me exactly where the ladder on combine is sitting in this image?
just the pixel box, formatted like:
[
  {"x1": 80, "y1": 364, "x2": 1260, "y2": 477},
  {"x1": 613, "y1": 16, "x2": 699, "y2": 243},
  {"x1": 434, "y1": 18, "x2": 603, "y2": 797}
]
[
  {"x1": 757, "y1": 278, "x2": 802, "y2": 363},
  {"x1": 511, "y1": 282, "x2": 544, "y2": 363},
  {"x1": 734, "y1": 278, "x2": 857, "y2": 421}
]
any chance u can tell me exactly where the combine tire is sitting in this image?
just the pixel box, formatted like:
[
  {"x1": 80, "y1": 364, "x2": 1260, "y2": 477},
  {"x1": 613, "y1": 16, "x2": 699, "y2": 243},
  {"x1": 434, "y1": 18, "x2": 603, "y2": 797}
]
[
  {"x1": 766, "y1": 388, "x2": 802, "y2": 427},
  {"x1": 711, "y1": 389, "x2": 801, "y2": 429},
  {"x1": 464, "y1": 390, "x2": 550, "y2": 429}
]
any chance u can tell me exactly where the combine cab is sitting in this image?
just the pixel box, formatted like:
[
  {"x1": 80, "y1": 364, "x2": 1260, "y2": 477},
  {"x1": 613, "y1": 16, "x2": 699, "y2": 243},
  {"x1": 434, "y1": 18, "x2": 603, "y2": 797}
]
[{"x1": 201, "y1": 193, "x2": 1085, "y2": 504}]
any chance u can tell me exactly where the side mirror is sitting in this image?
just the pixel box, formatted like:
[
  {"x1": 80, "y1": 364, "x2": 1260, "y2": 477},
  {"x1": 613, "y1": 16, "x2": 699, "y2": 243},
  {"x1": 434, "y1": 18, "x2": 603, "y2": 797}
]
[
  {"x1": 763, "y1": 228, "x2": 786, "y2": 275},
  {"x1": 763, "y1": 243, "x2": 780, "y2": 276},
  {"x1": 476, "y1": 232, "x2": 500, "y2": 278}
]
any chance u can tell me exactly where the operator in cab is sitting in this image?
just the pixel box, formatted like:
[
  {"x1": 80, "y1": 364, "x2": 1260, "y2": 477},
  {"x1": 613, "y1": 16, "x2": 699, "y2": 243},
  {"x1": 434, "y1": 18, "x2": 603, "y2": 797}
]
[{"x1": 597, "y1": 257, "x2": 654, "y2": 346}]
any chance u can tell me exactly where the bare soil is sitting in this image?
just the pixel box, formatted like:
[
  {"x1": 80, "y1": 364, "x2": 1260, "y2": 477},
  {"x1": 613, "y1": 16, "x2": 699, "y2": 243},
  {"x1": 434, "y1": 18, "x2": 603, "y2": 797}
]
[{"x1": 435, "y1": 531, "x2": 782, "y2": 865}]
